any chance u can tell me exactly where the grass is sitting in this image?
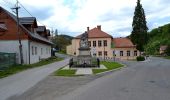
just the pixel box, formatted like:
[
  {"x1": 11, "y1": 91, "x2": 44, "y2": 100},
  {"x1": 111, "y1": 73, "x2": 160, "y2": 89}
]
[
  {"x1": 165, "y1": 56, "x2": 170, "y2": 59},
  {"x1": 0, "y1": 56, "x2": 63, "y2": 78},
  {"x1": 93, "y1": 61, "x2": 123, "y2": 74},
  {"x1": 54, "y1": 68, "x2": 76, "y2": 76}
]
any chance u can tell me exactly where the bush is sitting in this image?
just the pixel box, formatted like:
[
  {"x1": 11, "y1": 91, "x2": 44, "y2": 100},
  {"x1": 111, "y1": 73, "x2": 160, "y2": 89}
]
[
  {"x1": 136, "y1": 56, "x2": 145, "y2": 61},
  {"x1": 165, "y1": 45, "x2": 170, "y2": 56}
]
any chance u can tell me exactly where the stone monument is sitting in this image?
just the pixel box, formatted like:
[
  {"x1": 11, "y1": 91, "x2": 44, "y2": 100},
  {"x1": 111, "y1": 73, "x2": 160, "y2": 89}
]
[{"x1": 69, "y1": 31, "x2": 99, "y2": 68}]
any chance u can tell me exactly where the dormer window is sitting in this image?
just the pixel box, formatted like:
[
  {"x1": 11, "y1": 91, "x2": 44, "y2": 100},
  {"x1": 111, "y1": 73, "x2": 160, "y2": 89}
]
[{"x1": 0, "y1": 22, "x2": 7, "y2": 31}]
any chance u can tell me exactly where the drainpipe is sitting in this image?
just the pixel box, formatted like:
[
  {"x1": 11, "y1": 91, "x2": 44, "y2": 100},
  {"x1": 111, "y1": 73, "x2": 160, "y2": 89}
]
[{"x1": 28, "y1": 40, "x2": 30, "y2": 64}]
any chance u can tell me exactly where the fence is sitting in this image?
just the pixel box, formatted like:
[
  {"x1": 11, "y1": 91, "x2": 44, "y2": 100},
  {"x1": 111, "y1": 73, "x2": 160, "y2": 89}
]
[{"x1": 0, "y1": 52, "x2": 16, "y2": 70}]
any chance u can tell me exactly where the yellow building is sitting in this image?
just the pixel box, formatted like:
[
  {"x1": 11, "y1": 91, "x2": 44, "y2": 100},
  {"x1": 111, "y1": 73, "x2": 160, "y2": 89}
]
[{"x1": 67, "y1": 25, "x2": 140, "y2": 60}]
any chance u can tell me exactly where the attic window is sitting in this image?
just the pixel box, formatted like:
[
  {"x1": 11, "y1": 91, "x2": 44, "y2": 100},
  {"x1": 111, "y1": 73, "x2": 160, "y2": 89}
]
[{"x1": 0, "y1": 22, "x2": 7, "y2": 31}]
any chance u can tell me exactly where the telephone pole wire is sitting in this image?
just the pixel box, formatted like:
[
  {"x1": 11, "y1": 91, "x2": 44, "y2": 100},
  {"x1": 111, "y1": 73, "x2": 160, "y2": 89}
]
[{"x1": 11, "y1": 0, "x2": 24, "y2": 64}]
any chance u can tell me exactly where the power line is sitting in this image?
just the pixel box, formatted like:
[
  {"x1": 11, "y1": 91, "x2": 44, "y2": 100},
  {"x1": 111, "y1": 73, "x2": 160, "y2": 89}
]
[
  {"x1": 1, "y1": 0, "x2": 13, "y2": 8},
  {"x1": 17, "y1": 0, "x2": 46, "y2": 26}
]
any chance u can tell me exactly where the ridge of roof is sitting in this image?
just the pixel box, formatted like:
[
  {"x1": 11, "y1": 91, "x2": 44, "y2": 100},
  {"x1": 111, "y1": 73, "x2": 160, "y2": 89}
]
[{"x1": 75, "y1": 27, "x2": 112, "y2": 39}]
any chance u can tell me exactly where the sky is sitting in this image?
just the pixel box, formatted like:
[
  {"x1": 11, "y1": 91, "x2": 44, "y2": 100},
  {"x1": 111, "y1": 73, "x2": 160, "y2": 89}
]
[{"x1": 1, "y1": 0, "x2": 170, "y2": 37}]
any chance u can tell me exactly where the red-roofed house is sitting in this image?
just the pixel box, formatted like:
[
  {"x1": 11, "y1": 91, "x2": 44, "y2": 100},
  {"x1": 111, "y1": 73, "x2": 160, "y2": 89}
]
[
  {"x1": 67, "y1": 25, "x2": 140, "y2": 60},
  {"x1": 0, "y1": 6, "x2": 52, "y2": 64}
]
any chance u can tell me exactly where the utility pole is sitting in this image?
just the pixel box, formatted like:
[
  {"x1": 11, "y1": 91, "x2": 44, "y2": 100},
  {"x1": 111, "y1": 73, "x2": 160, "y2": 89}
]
[{"x1": 12, "y1": 0, "x2": 24, "y2": 64}]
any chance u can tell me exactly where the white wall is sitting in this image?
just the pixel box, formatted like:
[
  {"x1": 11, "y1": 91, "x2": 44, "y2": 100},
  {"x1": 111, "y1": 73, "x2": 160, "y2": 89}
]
[
  {"x1": 0, "y1": 40, "x2": 29, "y2": 64},
  {"x1": 29, "y1": 41, "x2": 51, "y2": 64},
  {"x1": 0, "y1": 40, "x2": 51, "y2": 64}
]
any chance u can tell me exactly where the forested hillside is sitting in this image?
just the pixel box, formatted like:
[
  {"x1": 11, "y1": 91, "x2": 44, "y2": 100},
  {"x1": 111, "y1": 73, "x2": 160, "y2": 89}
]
[{"x1": 145, "y1": 23, "x2": 170, "y2": 55}]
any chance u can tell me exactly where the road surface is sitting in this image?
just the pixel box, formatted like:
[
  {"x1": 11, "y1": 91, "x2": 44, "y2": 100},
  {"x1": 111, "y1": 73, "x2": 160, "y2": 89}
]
[
  {"x1": 0, "y1": 58, "x2": 69, "y2": 100},
  {"x1": 58, "y1": 57, "x2": 170, "y2": 100}
]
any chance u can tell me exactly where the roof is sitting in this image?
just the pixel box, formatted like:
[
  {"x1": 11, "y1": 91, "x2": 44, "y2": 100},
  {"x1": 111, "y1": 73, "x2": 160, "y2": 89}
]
[
  {"x1": 0, "y1": 6, "x2": 52, "y2": 45},
  {"x1": 36, "y1": 26, "x2": 46, "y2": 32},
  {"x1": 160, "y1": 45, "x2": 167, "y2": 51},
  {"x1": 113, "y1": 38, "x2": 135, "y2": 48},
  {"x1": 75, "y1": 27, "x2": 112, "y2": 39},
  {"x1": 19, "y1": 17, "x2": 36, "y2": 25}
]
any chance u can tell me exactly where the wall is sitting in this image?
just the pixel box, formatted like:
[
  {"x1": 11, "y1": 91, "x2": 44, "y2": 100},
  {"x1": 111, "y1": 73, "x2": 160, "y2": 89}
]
[
  {"x1": 0, "y1": 40, "x2": 29, "y2": 64},
  {"x1": 29, "y1": 41, "x2": 51, "y2": 64}
]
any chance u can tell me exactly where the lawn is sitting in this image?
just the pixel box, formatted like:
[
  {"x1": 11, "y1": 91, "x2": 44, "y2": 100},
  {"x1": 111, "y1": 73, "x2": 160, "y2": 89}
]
[
  {"x1": 93, "y1": 61, "x2": 123, "y2": 74},
  {"x1": 0, "y1": 56, "x2": 63, "y2": 78},
  {"x1": 54, "y1": 69, "x2": 76, "y2": 76},
  {"x1": 165, "y1": 56, "x2": 170, "y2": 59}
]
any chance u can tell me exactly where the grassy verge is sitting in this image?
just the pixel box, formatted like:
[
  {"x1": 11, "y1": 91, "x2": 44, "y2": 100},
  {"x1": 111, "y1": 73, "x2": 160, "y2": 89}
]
[
  {"x1": 93, "y1": 61, "x2": 123, "y2": 74},
  {"x1": 54, "y1": 68, "x2": 76, "y2": 76},
  {"x1": 165, "y1": 56, "x2": 170, "y2": 59},
  {"x1": 0, "y1": 56, "x2": 63, "y2": 78}
]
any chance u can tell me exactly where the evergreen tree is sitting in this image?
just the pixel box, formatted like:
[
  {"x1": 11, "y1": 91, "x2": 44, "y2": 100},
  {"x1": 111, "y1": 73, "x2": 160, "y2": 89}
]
[{"x1": 130, "y1": 0, "x2": 148, "y2": 52}]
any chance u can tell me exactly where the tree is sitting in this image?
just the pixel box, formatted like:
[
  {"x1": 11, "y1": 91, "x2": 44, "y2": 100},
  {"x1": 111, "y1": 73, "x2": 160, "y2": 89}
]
[
  {"x1": 55, "y1": 29, "x2": 58, "y2": 36},
  {"x1": 130, "y1": 0, "x2": 148, "y2": 52},
  {"x1": 165, "y1": 45, "x2": 170, "y2": 56}
]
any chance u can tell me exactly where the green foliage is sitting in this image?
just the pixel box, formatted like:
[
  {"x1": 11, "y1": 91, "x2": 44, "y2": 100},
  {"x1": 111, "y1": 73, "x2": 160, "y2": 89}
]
[
  {"x1": 52, "y1": 34, "x2": 73, "y2": 53},
  {"x1": 145, "y1": 23, "x2": 170, "y2": 55},
  {"x1": 136, "y1": 56, "x2": 145, "y2": 61},
  {"x1": 165, "y1": 45, "x2": 170, "y2": 56},
  {"x1": 130, "y1": 0, "x2": 148, "y2": 52}
]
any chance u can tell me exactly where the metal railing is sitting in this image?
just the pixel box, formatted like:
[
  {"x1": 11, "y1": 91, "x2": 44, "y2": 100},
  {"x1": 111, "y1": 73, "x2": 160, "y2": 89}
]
[{"x1": 0, "y1": 52, "x2": 16, "y2": 70}]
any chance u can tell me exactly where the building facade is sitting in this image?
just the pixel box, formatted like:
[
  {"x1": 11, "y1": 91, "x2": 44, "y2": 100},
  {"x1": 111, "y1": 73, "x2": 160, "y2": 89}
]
[
  {"x1": 0, "y1": 7, "x2": 52, "y2": 64},
  {"x1": 67, "y1": 25, "x2": 140, "y2": 60}
]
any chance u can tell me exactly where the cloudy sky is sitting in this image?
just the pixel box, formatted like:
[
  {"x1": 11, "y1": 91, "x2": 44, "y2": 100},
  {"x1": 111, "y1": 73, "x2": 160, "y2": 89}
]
[{"x1": 1, "y1": 0, "x2": 170, "y2": 37}]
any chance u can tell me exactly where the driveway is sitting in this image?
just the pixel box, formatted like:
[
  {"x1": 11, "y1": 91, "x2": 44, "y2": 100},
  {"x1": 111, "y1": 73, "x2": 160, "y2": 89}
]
[
  {"x1": 0, "y1": 58, "x2": 69, "y2": 100},
  {"x1": 57, "y1": 57, "x2": 170, "y2": 100}
]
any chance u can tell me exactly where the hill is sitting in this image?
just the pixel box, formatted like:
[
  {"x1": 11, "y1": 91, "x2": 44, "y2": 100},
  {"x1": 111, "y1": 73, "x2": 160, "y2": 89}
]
[
  {"x1": 52, "y1": 34, "x2": 74, "y2": 53},
  {"x1": 145, "y1": 23, "x2": 170, "y2": 55}
]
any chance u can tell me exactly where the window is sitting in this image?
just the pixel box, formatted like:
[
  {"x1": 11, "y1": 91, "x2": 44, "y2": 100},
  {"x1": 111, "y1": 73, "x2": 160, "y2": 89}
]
[
  {"x1": 32, "y1": 46, "x2": 34, "y2": 55},
  {"x1": 41, "y1": 48, "x2": 43, "y2": 55},
  {"x1": 127, "y1": 51, "x2": 130, "y2": 56},
  {"x1": 35, "y1": 47, "x2": 37, "y2": 55},
  {"x1": 98, "y1": 40, "x2": 102, "y2": 47},
  {"x1": 98, "y1": 51, "x2": 102, "y2": 56},
  {"x1": 88, "y1": 41, "x2": 91, "y2": 47},
  {"x1": 93, "y1": 53, "x2": 96, "y2": 56},
  {"x1": 120, "y1": 51, "x2": 123, "y2": 56},
  {"x1": 134, "y1": 51, "x2": 137, "y2": 56},
  {"x1": 103, "y1": 40, "x2": 107, "y2": 46},
  {"x1": 49, "y1": 48, "x2": 51, "y2": 54},
  {"x1": 104, "y1": 51, "x2": 107, "y2": 56},
  {"x1": 93, "y1": 41, "x2": 96, "y2": 47}
]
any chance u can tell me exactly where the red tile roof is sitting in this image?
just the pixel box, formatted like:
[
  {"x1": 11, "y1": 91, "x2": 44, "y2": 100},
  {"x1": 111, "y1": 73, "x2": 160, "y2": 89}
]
[
  {"x1": 113, "y1": 38, "x2": 135, "y2": 48},
  {"x1": 75, "y1": 26, "x2": 112, "y2": 38}
]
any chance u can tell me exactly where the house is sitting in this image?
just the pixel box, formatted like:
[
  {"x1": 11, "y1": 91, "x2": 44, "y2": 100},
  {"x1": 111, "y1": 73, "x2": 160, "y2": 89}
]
[
  {"x1": 0, "y1": 6, "x2": 52, "y2": 64},
  {"x1": 67, "y1": 25, "x2": 140, "y2": 60},
  {"x1": 160, "y1": 45, "x2": 168, "y2": 55}
]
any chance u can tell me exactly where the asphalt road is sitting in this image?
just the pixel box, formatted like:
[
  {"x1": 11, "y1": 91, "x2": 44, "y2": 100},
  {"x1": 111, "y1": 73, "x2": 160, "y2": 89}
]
[
  {"x1": 0, "y1": 58, "x2": 69, "y2": 100},
  {"x1": 57, "y1": 57, "x2": 170, "y2": 100}
]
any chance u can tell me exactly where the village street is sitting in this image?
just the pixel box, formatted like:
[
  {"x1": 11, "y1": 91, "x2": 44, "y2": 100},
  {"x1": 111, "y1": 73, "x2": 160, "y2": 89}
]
[
  {"x1": 3, "y1": 57, "x2": 170, "y2": 100},
  {"x1": 0, "y1": 58, "x2": 69, "y2": 100}
]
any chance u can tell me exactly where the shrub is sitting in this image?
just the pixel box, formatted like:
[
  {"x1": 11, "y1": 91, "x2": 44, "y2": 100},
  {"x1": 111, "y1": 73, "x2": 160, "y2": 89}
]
[
  {"x1": 165, "y1": 45, "x2": 170, "y2": 56},
  {"x1": 136, "y1": 56, "x2": 145, "y2": 61}
]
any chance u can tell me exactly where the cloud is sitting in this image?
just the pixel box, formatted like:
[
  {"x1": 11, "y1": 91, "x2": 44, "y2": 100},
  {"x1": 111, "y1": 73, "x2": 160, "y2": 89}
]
[{"x1": 1, "y1": 0, "x2": 170, "y2": 37}]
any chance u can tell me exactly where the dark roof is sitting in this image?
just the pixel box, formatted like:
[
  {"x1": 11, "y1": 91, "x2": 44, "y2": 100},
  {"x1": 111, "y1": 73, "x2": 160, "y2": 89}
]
[
  {"x1": 75, "y1": 27, "x2": 112, "y2": 39},
  {"x1": 113, "y1": 38, "x2": 135, "y2": 48},
  {"x1": 0, "y1": 6, "x2": 52, "y2": 45},
  {"x1": 19, "y1": 17, "x2": 36, "y2": 25},
  {"x1": 36, "y1": 26, "x2": 46, "y2": 32}
]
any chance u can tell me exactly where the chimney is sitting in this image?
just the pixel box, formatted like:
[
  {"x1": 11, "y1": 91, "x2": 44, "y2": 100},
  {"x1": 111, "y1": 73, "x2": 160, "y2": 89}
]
[
  {"x1": 87, "y1": 27, "x2": 89, "y2": 32},
  {"x1": 97, "y1": 25, "x2": 101, "y2": 30}
]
